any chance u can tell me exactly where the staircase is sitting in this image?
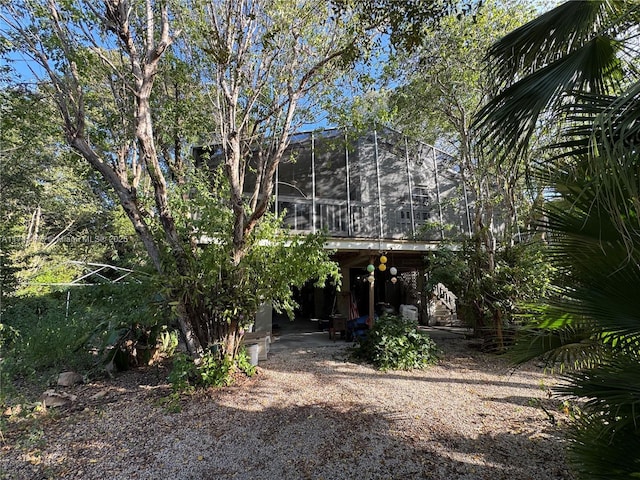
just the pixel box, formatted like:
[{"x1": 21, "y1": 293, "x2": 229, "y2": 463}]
[{"x1": 429, "y1": 283, "x2": 459, "y2": 326}]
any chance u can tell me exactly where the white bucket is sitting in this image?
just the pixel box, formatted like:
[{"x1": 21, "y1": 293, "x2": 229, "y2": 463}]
[
  {"x1": 400, "y1": 304, "x2": 419, "y2": 322},
  {"x1": 246, "y1": 344, "x2": 259, "y2": 366}
]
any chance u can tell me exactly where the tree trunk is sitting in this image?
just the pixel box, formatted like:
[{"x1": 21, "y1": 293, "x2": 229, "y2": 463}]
[
  {"x1": 176, "y1": 302, "x2": 204, "y2": 356},
  {"x1": 472, "y1": 300, "x2": 485, "y2": 332},
  {"x1": 25, "y1": 205, "x2": 41, "y2": 246},
  {"x1": 493, "y1": 308, "x2": 504, "y2": 353},
  {"x1": 213, "y1": 316, "x2": 242, "y2": 359}
]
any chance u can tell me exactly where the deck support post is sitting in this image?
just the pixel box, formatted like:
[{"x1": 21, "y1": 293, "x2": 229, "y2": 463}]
[{"x1": 368, "y1": 253, "x2": 376, "y2": 327}]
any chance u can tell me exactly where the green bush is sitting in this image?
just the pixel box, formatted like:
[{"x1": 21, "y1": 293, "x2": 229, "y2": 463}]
[
  {"x1": 353, "y1": 315, "x2": 439, "y2": 371},
  {"x1": 198, "y1": 351, "x2": 234, "y2": 388},
  {"x1": 1, "y1": 277, "x2": 168, "y2": 390},
  {"x1": 75, "y1": 281, "x2": 168, "y2": 369},
  {"x1": 425, "y1": 239, "x2": 552, "y2": 351},
  {"x1": 236, "y1": 347, "x2": 257, "y2": 377},
  {"x1": 0, "y1": 323, "x2": 21, "y2": 401},
  {"x1": 2, "y1": 294, "x2": 98, "y2": 379},
  {"x1": 167, "y1": 353, "x2": 197, "y2": 393},
  {"x1": 168, "y1": 346, "x2": 257, "y2": 393}
]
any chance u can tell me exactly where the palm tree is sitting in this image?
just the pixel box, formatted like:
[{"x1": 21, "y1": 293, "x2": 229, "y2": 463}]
[{"x1": 475, "y1": 1, "x2": 640, "y2": 478}]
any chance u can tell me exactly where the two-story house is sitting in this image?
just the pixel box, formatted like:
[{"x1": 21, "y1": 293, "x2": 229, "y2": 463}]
[{"x1": 196, "y1": 127, "x2": 473, "y2": 329}]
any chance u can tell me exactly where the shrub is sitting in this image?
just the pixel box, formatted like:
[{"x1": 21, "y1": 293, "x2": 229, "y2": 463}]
[
  {"x1": 236, "y1": 347, "x2": 257, "y2": 377},
  {"x1": 353, "y1": 315, "x2": 439, "y2": 371},
  {"x1": 1, "y1": 294, "x2": 98, "y2": 379},
  {"x1": 0, "y1": 323, "x2": 20, "y2": 401},
  {"x1": 1, "y1": 277, "x2": 169, "y2": 390},
  {"x1": 198, "y1": 351, "x2": 234, "y2": 388},
  {"x1": 167, "y1": 353, "x2": 197, "y2": 393},
  {"x1": 426, "y1": 240, "x2": 551, "y2": 341},
  {"x1": 168, "y1": 345, "x2": 256, "y2": 393}
]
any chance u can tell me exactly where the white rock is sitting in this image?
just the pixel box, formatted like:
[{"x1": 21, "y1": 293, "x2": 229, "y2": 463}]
[
  {"x1": 41, "y1": 390, "x2": 77, "y2": 408},
  {"x1": 90, "y1": 390, "x2": 108, "y2": 400},
  {"x1": 57, "y1": 371, "x2": 84, "y2": 387}
]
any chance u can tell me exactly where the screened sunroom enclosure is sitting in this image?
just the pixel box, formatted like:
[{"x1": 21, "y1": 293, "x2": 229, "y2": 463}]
[
  {"x1": 274, "y1": 128, "x2": 473, "y2": 242},
  {"x1": 193, "y1": 127, "x2": 475, "y2": 325}
]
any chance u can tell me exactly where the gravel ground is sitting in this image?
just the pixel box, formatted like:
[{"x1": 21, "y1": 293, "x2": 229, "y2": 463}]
[{"x1": 1, "y1": 333, "x2": 575, "y2": 480}]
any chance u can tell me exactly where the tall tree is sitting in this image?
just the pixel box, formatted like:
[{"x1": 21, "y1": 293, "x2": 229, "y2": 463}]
[
  {"x1": 477, "y1": 1, "x2": 640, "y2": 476},
  {"x1": 387, "y1": 0, "x2": 538, "y2": 244},
  {"x1": 186, "y1": 0, "x2": 357, "y2": 264},
  {"x1": 1, "y1": 0, "x2": 205, "y2": 350},
  {"x1": 0, "y1": 0, "x2": 351, "y2": 359},
  {"x1": 377, "y1": 0, "x2": 543, "y2": 342}
]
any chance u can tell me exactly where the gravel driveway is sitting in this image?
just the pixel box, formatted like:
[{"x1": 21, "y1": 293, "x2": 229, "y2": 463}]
[{"x1": 1, "y1": 331, "x2": 574, "y2": 479}]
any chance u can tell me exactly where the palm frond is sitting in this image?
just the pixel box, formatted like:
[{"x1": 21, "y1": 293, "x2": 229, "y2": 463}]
[
  {"x1": 557, "y1": 357, "x2": 640, "y2": 430},
  {"x1": 540, "y1": 200, "x2": 640, "y2": 338},
  {"x1": 587, "y1": 79, "x2": 640, "y2": 250},
  {"x1": 510, "y1": 315, "x2": 608, "y2": 370},
  {"x1": 594, "y1": 80, "x2": 640, "y2": 164},
  {"x1": 474, "y1": 0, "x2": 633, "y2": 165},
  {"x1": 476, "y1": 35, "x2": 623, "y2": 161},
  {"x1": 518, "y1": 150, "x2": 640, "y2": 370},
  {"x1": 486, "y1": 1, "x2": 627, "y2": 86},
  {"x1": 567, "y1": 410, "x2": 640, "y2": 480},
  {"x1": 548, "y1": 92, "x2": 619, "y2": 159},
  {"x1": 483, "y1": 3, "x2": 640, "y2": 475}
]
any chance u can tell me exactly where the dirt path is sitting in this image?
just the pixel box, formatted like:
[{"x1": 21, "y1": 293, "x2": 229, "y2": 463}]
[{"x1": 1, "y1": 336, "x2": 574, "y2": 479}]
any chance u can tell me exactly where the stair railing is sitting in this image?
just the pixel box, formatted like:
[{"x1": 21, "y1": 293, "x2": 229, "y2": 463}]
[{"x1": 433, "y1": 283, "x2": 457, "y2": 313}]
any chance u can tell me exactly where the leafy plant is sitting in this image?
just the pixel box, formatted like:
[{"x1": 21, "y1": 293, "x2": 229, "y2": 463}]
[
  {"x1": 0, "y1": 323, "x2": 19, "y2": 351},
  {"x1": 162, "y1": 166, "x2": 340, "y2": 361},
  {"x1": 197, "y1": 351, "x2": 234, "y2": 388},
  {"x1": 476, "y1": 1, "x2": 640, "y2": 476},
  {"x1": 0, "y1": 323, "x2": 20, "y2": 402},
  {"x1": 167, "y1": 353, "x2": 197, "y2": 394},
  {"x1": 352, "y1": 315, "x2": 439, "y2": 371},
  {"x1": 56, "y1": 280, "x2": 168, "y2": 374},
  {"x1": 0, "y1": 272, "x2": 169, "y2": 398},
  {"x1": 168, "y1": 346, "x2": 254, "y2": 393},
  {"x1": 235, "y1": 347, "x2": 257, "y2": 378},
  {"x1": 1, "y1": 293, "x2": 98, "y2": 380},
  {"x1": 158, "y1": 329, "x2": 179, "y2": 357}
]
